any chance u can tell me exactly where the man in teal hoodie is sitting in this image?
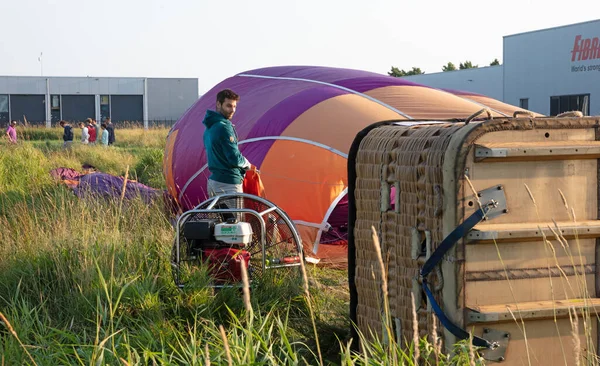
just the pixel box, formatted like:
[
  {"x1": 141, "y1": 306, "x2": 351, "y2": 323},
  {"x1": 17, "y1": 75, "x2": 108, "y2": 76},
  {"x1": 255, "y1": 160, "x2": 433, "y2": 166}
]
[{"x1": 203, "y1": 89, "x2": 251, "y2": 197}]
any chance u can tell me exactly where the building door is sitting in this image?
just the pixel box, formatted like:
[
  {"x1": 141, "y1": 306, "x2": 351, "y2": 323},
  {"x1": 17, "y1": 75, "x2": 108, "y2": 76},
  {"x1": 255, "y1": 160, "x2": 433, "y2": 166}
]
[
  {"x1": 111, "y1": 95, "x2": 143, "y2": 124},
  {"x1": 10, "y1": 95, "x2": 45, "y2": 124},
  {"x1": 61, "y1": 95, "x2": 95, "y2": 123}
]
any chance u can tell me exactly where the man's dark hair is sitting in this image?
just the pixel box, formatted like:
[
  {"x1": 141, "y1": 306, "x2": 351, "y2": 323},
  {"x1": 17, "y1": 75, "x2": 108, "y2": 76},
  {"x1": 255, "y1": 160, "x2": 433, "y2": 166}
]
[
  {"x1": 216, "y1": 89, "x2": 240, "y2": 104},
  {"x1": 59, "y1": 120, "x2": 65, "y2": 126},
  {"x1": 101, "y1": 123, "x2": 107, "y2": 129}
]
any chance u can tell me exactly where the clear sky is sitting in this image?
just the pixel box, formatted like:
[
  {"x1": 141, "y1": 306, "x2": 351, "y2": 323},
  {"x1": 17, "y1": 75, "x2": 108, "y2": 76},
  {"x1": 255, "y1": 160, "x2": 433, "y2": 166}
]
[{"x1": 1, "y1": 0, "x2": 599, "y2": 94}]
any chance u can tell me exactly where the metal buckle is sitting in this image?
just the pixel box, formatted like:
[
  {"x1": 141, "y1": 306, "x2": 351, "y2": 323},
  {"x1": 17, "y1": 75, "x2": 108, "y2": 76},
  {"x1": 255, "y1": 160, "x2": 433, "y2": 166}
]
[
  {"x1": 477, "y1": 185, "x2": 508, "y2": 221},
  {"x1": 480, "y1": 328, "x2": 510, "y2": 362}
]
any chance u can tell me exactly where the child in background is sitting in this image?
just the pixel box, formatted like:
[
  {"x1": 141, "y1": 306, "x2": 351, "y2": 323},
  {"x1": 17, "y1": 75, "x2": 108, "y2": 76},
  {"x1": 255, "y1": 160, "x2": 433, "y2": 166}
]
[
  {"x1": 79, "y1": 122, "x2": 89, "y2": 144},
  {"x1": 100, "y1": 124, "x2": 109, "y2": 147}
]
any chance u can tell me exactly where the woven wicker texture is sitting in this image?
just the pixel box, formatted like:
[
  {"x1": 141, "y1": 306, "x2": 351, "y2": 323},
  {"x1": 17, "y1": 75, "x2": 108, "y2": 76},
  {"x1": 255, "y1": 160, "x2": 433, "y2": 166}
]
[{"x1": 354, "y1": 122, "x2": 464, "y2": 344}]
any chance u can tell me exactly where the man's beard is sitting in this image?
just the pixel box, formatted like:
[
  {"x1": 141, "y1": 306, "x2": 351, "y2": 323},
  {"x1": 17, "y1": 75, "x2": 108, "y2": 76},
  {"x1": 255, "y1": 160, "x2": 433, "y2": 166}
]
[{"x1": 219, "y1": 108, "x2": 233, "y2": 119}]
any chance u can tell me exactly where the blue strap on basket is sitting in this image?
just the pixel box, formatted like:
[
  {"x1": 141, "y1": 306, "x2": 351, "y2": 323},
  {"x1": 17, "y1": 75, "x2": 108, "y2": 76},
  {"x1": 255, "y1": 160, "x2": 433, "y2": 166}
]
[{"x1": 419, "y1": 203, "x2": 495, "y2": 349}]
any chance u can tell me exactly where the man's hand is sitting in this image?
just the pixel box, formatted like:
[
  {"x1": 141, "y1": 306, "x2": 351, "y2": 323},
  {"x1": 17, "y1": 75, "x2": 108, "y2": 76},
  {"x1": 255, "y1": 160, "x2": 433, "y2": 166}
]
[{"x1": 242, "y1": 157, "x2": 251, "y2": 170}]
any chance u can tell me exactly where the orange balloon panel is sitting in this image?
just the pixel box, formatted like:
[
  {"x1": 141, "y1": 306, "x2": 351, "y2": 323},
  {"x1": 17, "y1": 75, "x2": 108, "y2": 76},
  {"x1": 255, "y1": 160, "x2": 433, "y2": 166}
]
[
  {"x1": 461, "y1": 95, "x2": 545, "y2": 117},
  {"x1": 295, "y1": 225, "x2": 318, "y2": 252},
  {"x1": 260, "y1": 140, "x2": 347, "y2": 224},
  {"x1": 282, "y1": 93, "x2": 405, "y2": 154},
  {"x1": 365, "y1": 86, "x2": 506, "y2": 120}
]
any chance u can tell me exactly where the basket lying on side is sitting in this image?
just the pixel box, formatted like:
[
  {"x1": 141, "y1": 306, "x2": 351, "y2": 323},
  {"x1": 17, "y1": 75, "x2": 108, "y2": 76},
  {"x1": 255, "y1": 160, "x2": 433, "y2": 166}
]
[{"x1": 348, "y1": 112, "x2": 600, "y2": 365}]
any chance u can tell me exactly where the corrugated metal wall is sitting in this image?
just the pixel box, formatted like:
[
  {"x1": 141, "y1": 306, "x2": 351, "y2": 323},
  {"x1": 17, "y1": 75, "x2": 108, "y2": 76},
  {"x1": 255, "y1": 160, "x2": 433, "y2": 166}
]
[{"x1": 147, "y1": 78, "x2": 198, "y2": 122}]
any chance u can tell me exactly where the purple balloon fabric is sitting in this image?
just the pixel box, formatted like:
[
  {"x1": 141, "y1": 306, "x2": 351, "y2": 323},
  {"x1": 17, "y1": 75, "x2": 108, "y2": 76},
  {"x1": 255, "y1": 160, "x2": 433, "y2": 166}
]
[{"x1": 167, "y1": 66, "x2": 444, "y2": 247}]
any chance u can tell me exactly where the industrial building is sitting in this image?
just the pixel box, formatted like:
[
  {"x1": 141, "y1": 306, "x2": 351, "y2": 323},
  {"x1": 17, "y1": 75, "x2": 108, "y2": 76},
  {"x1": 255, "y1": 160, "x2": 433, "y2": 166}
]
[
  {"x1": 0, "y1": 76, "x2": 198, "y2": 127},
  {"x1": 404, "y1": 19, "x2": 600, "y2": 116}
]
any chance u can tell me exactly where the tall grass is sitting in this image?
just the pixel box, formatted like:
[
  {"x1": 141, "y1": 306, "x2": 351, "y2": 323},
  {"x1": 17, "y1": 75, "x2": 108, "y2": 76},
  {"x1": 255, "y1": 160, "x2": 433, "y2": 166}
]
[{"x1": 0, "y1": 132, "x2": 481, "y2": 365}]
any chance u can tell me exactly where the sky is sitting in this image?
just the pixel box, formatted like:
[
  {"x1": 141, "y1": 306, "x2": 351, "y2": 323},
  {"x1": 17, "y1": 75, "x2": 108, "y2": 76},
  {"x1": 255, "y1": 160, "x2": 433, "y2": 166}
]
[{"x1": 1, "y1": 0, "x2": 599, "y2": 94}]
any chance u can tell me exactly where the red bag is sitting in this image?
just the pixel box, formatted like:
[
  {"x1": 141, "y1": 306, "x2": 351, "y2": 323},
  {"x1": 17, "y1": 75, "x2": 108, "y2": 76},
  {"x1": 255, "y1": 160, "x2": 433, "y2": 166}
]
[
  {"x1": 243, "y1": 168, "x2": 265, "y2": 197},
  {"x1": 203, "y1": 248, "x2": 251, "y2": 283}
]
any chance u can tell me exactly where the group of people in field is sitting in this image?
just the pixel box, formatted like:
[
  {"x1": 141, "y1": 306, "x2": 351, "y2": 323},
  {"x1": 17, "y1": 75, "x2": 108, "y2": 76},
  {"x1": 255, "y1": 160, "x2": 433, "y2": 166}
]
[
  {"x1": 5, "y1": 118, "x2": 116, "y2": 149},
  {"x1": 59, "y1": 117, "x2": 116, "y2": 149}
]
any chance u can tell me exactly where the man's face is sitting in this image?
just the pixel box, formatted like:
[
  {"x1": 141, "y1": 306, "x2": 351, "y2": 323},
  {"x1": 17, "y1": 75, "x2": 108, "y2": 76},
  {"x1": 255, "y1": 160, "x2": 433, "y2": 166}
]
[{"x1": 216, "y1": 98, "x2": 237, "y2": 120}]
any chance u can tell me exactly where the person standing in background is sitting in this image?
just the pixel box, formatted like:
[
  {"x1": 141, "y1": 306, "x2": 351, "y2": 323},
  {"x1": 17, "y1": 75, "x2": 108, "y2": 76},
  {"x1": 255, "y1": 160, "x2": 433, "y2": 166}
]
[
  {"x1": 86, "y1": 118, "x2": 97, "y2": 144},
  {"x1": 105, "y1": 117, "x2": 115, "y2": 146},
  {"x1": 79, "y1": 122, "x2": 89, "y2": 144},
  {"x1": 100, "y1": 123, "x2": 109, "y2": 147},
  {"x1": 59, "y1": 120, "x2": 73, "y2": 150},
  {"x1": 5, "y1": 120, "x2": 17, "y2": 143}
]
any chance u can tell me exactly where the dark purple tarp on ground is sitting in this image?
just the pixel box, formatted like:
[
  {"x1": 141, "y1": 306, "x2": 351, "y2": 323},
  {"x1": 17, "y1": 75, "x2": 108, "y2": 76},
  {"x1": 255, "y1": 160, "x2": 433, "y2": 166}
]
[
  {"x1": 50, "y1": 167, "x2": 164, "y2": 204},
  {"x1": 74, "y1": 173, "x2": 163, "y2": 204}
]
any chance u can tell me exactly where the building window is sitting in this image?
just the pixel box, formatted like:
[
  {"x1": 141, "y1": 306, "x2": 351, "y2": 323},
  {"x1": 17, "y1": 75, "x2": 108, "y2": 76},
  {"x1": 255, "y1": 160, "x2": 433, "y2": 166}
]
[
  {"x1": 51, "y1": 95, "x2": 60, "y2": 110},
  {"x1": 519, "y1": 98, "x2": 529, "y2": 110},
  {"x1": 0, "y1": 95, "x2": 8, "y2": 123},
  {"x1": 100, "y1": 95, "x2": 110, "y2": 122},
  {"x1": 550, "y1": 94, "x2": 590, "y2": 116}
]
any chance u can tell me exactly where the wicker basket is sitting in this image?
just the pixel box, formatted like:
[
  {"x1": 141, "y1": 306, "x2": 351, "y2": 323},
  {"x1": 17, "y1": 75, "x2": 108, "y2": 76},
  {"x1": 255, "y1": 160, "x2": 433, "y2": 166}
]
[{"x1": 348, "y1": 115, "x2": 600, "y2": 365}]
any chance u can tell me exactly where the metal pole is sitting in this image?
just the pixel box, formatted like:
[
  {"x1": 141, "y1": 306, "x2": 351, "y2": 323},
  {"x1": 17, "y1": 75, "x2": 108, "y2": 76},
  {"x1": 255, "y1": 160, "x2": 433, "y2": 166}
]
[
  {"x1": 143, "y1": 78, "x2": 149, "y2": 130},
  {"x1": 95, "y1": 94, "x2": 100, "y2": 123},
  {"x1": 45, "y1": 78, "x2": 51, "y2": 128}
]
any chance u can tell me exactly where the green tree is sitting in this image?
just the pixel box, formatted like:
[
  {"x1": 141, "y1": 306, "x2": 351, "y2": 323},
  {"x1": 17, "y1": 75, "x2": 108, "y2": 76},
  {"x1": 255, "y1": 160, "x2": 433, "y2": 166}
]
[
  {"x1": 442, "y1": 62, "x2": 457, "y2": 72},
  {"x1": 459, "y1": 61, "x2": 478, "y2": 69},
  {"x1": 388, "y1": 66, "x2": 425, "y2": 77},
  {"x1": 489, "y1": 58, "x2": 501, "y2": 66}
]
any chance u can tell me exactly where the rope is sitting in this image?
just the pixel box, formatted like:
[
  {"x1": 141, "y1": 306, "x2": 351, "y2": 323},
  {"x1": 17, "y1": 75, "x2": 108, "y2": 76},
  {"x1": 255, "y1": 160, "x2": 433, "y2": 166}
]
[
  {"x1": 466, "y1": 264, "x2": 594, "y2": 282},
  {"x1": 513, "y1": 111, "x2": 535, "y2": 118},
  {"x1": 465, "y1": 108, "x2": 492, "y2": 125}
]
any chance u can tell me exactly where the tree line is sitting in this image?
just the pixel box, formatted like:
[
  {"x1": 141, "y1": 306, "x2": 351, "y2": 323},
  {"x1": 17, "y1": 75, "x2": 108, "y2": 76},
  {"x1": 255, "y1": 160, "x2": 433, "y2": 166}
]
[{"x1": 388, "y1": 58, "x2": 501, "y2": 77}]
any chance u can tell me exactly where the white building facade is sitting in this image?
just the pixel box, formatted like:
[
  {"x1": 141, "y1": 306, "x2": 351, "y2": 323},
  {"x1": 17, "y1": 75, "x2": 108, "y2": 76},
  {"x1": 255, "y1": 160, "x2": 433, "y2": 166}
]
[{"x1": 404, "y1": 19, "x2": 600, "y2": 116}]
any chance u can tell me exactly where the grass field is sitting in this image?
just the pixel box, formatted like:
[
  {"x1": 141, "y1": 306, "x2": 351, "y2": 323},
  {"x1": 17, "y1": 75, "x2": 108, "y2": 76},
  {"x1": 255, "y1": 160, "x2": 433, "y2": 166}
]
[{"x1": 0, "y1": 126, "x2": 480, "y2": 365}]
